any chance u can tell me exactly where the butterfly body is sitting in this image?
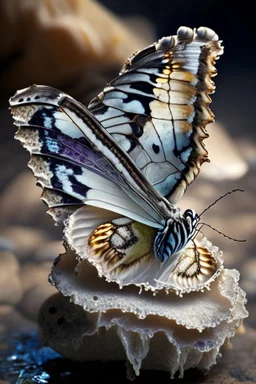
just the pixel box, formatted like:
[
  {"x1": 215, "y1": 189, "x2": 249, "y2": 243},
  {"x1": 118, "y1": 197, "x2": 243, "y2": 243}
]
[
  {"x1": 10, "y1": 26, "x2": 223, "y2": 292},
  {"x1": 155, "y1": 209, "x2": 200, "y2": 262}
]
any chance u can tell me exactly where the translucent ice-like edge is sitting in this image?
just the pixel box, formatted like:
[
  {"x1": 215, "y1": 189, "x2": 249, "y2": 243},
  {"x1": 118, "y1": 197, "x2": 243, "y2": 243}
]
[{"x1": 42, "y1": 246, "x2": 248, "y2": 379}]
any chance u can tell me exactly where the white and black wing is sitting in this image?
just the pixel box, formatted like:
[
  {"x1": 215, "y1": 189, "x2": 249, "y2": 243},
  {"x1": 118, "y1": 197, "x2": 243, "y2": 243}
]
[
  {"x1": 89, "y1": 26, "x2": 223, "y2": 203},
  {"x1": 9, "y1": 26, "x2": 224, "y2": 292},
  {"x1": 10, "y1": 85, "x2": 172, "y2": 227}
]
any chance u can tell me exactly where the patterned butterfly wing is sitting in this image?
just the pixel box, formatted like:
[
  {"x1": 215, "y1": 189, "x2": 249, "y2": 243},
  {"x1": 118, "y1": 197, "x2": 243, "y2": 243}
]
[
  {"x1": 10, "y1": 85, "x2": 174, "y2": 227},
  {"x1": 64, "y1": 208, "x2": 223, "y2": 293},
  {"x1": 88, "y1": 26, "x2": 223, "y2": 203},
  {"x1": 9, "y1": 26, "x2": 224, "y2": 293}
]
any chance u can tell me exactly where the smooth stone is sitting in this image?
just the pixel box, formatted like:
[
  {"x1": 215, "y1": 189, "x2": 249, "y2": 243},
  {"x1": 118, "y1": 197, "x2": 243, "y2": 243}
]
[
  {"x1": 0, "y1": 0, "x2": 152, "y2": 97},
  {"x1": 0, "y1": 236, "x2": 14, "y2": 252},
  {"x1": 237, "y1": 138, "x2": 256, "y2": 167},
  {"x1": 0, "y1": 251, "x2": 22, "y2": 304},
  {"x1": 200, "y1": 122, "x2": 248, "y2": 181},
  {"x1": 202, "y1": 326, "x2": 256, "y2": 383},
  {"x1": 0, "y1": 171, "x2": 42, "y2": 226},
  {"x1": 19, "y1": 262, "x2": 53, "y2": 291},
  {"x1": 240, "y1": 258, "x2": 256, "y2": 296},
  {"x1": 0, "y1": 305, "x2": 36, "y2": 334},
  {"x1": 38, "y1": 293, "x2": 256, "y2": 383},
  {"x1": 2, "y1": 226, "x2": 48, "y2": 261},
  {"x1": 18, "y1": 283, "x2": 57, "y2": 322},
  {"x1": 0, "y1": 171, "x2": 62, "y2": 239},
  {"x1": 34, "y1": 241, "x2": 64, "y2": 262},
  {"x1": 18, "y1": 261, "x2": 57, "y2": 321},
  {"x1": 241, "y1": 259, "x2": 256, "y2": 283}
]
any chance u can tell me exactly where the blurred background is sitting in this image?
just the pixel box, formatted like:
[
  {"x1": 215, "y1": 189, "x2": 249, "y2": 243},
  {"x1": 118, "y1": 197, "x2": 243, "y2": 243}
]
[{"x1": 0, "y1": 0, "x2": 255, "y2": 382}]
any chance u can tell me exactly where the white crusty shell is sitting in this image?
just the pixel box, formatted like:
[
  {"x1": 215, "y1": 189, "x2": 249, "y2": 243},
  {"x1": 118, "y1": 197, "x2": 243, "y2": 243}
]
[{"x1": 43, "y1": 241, "x2": 248, "y2": 378}]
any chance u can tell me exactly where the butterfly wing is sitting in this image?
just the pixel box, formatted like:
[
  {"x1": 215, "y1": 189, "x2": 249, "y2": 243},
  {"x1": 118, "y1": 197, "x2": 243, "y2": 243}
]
[
  {"x1": 88, "y1": 26, "x2": 223, "y2": 203},
  {"x1": 64, "y1": 209, "x2": 222, "y2": 293},
  {"x1": 10, "y1": 85, "x2": 173, "y2": 227},
  {"x1": 9, "y1": 26, "x2": 224, "y2": 291}
]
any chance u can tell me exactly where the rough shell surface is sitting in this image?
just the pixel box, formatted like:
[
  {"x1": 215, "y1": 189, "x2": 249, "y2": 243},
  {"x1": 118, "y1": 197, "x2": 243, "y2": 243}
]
[{"x1": 46, "y1": 241, "x2": 248, "y2": 378}]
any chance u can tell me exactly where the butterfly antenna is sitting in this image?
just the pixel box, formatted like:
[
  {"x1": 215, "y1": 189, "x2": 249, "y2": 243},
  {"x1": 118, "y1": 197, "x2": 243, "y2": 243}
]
[
  {"x1": 199, "y1": 189, "x2": 244, "y2": 218},
  {"x1": 199, "y1": 222, "x2": 246, "y2": 242}
]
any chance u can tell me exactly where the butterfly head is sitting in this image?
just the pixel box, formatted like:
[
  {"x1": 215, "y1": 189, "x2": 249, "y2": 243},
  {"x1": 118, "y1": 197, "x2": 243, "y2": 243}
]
[
  {"x1": 154, "y1": 209, "x2": 200, "y2": 262},
  {"x1": 183, "y1": 209, "x2": 200, "y2": 233}
]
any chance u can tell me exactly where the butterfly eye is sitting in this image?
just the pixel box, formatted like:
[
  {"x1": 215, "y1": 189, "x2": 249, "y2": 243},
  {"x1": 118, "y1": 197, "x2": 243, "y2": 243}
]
[{"x1": 184, "y1": 209, "x2": 200, "y2": 227}]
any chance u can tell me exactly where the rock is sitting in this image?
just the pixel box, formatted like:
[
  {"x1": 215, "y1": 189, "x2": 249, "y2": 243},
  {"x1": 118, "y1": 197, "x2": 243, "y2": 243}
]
[
  {"x1": 0, "y1": 305, "x2": 36, "y2": 334},
  {"x1": 0, "y1": 171, "x2": 42, "y2": 226},
  {"x1": 18, "y1": 261, "x2": 57, "y2": 321},
  {"x1": 38, "y1": 293, "x2": 256, "y2": 384},
  {"x1": 18, "y1": 283, "x2": 57, "y2": 322},
  {"x1": 0, "y1": 236, "x2": 14, "y2": 252},
  {"x1": 200, "y1": 122, "x2": 248, "y2": 181},
  {"x1": 19, "y1": 262, "x2": 53, "y2": 291},
  {"x1": 0, "y1": 251, "x2": 22, "y2": 304},
  {"x1": 2, "y1": 226, "x2": 48, "y2": 261},
  {"x1": 0, "y1": 0, "x2": 152, "y2": 97},
  {"x1": 0, "y1": 171, "x2": 62, "y2": 238},
  {"x1": 237, "y1": 138, "x2": 256, "y2": 167},
  {"x1": 240, "y1": 258, "x2": 256, "y2": 296},
  {"x1": 34, "y1": 241, "x2": 64, "y2": 262},
  {"x1": 202, "y1": 326, "x2": 256, "y2": 384},
  {"x1": 241, "y1": 258, "x2": 256, "y2": 284}
]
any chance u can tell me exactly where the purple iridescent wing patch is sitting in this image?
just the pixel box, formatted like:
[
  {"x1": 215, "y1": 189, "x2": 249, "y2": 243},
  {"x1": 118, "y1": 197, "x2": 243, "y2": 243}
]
[{"x1": 10, "y1": 86, "x2": 164, "y2": 227}]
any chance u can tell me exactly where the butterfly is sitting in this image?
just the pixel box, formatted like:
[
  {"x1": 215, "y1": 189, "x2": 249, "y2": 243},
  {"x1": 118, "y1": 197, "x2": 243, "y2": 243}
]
[{"x1": 9, "y1": 26, "x2": 224, "y2": 293}]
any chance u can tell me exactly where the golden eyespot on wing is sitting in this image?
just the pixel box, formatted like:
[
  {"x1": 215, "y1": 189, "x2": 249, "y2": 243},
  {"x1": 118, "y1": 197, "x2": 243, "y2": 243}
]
[
  {"x1": 167, "y1": 244, "x2": 218, "y2": 290},
  {"x1": 85, "y1": 215, "x2": 222, "y2": 292},
  {"x1": 88, "y1": 222, "x2": 122, "y2": 267},
  {"x1": 88, "y1": 218, "x2": 156, "y2": 279}
]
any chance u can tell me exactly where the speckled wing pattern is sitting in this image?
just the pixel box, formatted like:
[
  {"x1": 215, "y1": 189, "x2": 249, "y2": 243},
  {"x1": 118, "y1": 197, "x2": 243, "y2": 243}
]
[{"x1": 89, "y1": 26, "x2": 223, "y2": 203}]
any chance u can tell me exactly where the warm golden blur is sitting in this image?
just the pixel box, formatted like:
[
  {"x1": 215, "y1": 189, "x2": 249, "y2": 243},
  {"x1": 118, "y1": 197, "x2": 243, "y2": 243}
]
[{"x1": 0, "y1": 0, "x2": 154, "y2": 101}]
